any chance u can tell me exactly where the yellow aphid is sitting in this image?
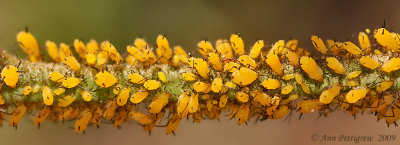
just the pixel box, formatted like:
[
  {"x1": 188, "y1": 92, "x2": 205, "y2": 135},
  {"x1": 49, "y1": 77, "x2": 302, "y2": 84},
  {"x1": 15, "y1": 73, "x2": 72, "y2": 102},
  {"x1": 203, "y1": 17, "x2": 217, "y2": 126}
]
[
  {"x1": 32, "y1": 84, "x2": 41, "y2": 93},
  {"x1": 358, "y1": 32, "x2": 371, "y2": 53},
  {"x1": 129, "y1": 111, "x2": 151, "y2": 124},
  {"x1": 251, "y1": 91, "x2": 271, "y2": 106},
  {"x1": 143, "y1": 80, "x2": 161, "y2": 90},
  {"x1": 166, "y1": 114, "x2": 182, "y2": 135},
  {"x1": 300, "y1": 83, "x2": 311, "y2": 94},
  {"x1": 284, "y1": 50, "x2": 300, "y2": 67},
  {"x1": 326, "y1": 57, "x2": 345, "y2": 74},
  {"x1": 16, "y1": 31, "x2": 41, "y2": 62},
  {"x1": 193, "y1": 58, "x2": 210, "y2": 79},
  {"x1": 225, "y1": 81, "x2": 236, "y2": 89},
  {"x1": 327, "y1": 40, "x2": 343, "y2": 55},
  {"x1": 188, "y1": 93, "x2": 199, "y2": 113},
  {"x1": 0, "y1": 95, "x2": 4, "y2": 105},
  {"x1": 385, "y1": 108, "x2": 400, "y2": 126},
  {"x1": 219, "y1": 94, "x2": 229, "y2": 108},
  {"x1": 262, "y1": 79, "x2": 281, "y2": 90},
  {"x1": 211, "y1": 78, "x2": 223, "y2": 93},
  {"x1": 177, "y1": 91, "x2": 190, "y2": 117},
  {"x1": 181, "y1": 72, "x2": 198, "y2": 81},
  {"x1": 381, "y1": 57, "x2": 400, "y2": 73},
  {"x1": 33, "y1": 107, "x2": 50, "y2": 127},
  {"x1": 156, "y1": 34, "x2": 171, "y2": 51},
  {"x1": 173, "y1": 54, "x2": 187, "y2": 66},
  {"x1": 94, "y1": 70, "x2": 118, "y2": 88},
  {"x1": 158, "y1": 72, "x2": 167, "y2": 83},
  {"x1": 85, "y1": 53, "x2": 96, "y2": 66},
  {"x1": 238, "y1": 55, "x2": 257, "y2": 70},
  {"x1": 300, "y1": 56, "x2": 323, "y2": 81},
  {"x1": 42, "y1": 86, "x2": 54, "y2": 106},
  {"x1": 49, "y1": 71, "x2": 64, "y2": 83},
  {"x1": 281, "y1": 85, "x2": 295, "y2": 95},
  {"x1": 271, "y1": 105, "x2": 290, "y2": 119},
  {"x1": 294, "y1": 73, "x2": 303, "y2": 85},
  {"x1": 208, "y1": 52, "x2": 223, "y2": 71},
  {"x1": 296, "y1": 99, "x2": 320, "y2": 114},
  {"x1": 23, "y1": 86, "x2": 32, "y2": 95},
  {"x1": 197, "y1": 40, "x2": 215, "y2": 56},
  {"x1": 117, "y1": 88, "x2": 131, "y2": 106},
  {"x1": 343, "y1": 41, "x2": 362, "y2": 56},
  {"x1": 74, "y1": 109, "x2": 92, "y2": 133},
  {"x1": 9, "y1": 104, "x2": 27, "y2": 128},
  {"x1": 285, "y1": 39, "x2": 298, "y2": 50},
  {"x1": 376, "y1": 80, "x2": 394, "y2": 93},
  {"x1": 102, "y1": 41, "x2": 122, "y2": 63},
  {"x1": 360, "y1": 56, "x2": 379, "y2": 69},
  {"x1": 173, "y1": 46, "x2": 189, "y2": 58},
  {"x1": 127, "y1": 45, "x2": 146, "y2": 61},
  {"x1": 59, "y1": 43, "x2": 72, "y2": 63},
  {"x1": 86, "y1": 39, "x2": 99, "y2": 54},
  {"x1": 57, "y1": 95, "x2": 76, "y2": 107},
  {"x1": 216, "y1": 39, "x2": 233, "y2": 59},
  {"x1": 232, "y1": 67, "x2": 258, "y2": 86},
  {"x1": 1, "y1": 65, "x2": 20, "y2": 88},
  {"x1": 45, "y1": 40, "x2": 61, "y2": 62},
  {"x1": 311, "y1": 35, "x2": 327, "y2": 54},
  {"x1": 80, "y1": 91, "x2": 92, "y2": 102},
  {"x1": 230, "y1": 34, "x2": 245, "y2": 55},
  {"x1": 128, "y1": 73, "x2": 145, "y2": 84},
  {"x1": 73, "y1": 39, "x2": 87, "y2": 59},
  {"x1": 235, "y1": 91, "x2": 249, "y2": 103},
  {"x1": 288, "y1": 94, "x2": 299, "y2": 101},
  {"x1": 53, "y1": 88, "x2": 65, "y2": 96},
  {"x1": 266, "y1": 53, "x2": 283, "y2": 76},
  {"x1": 374, "y1": 28, "x2": 399, "y2": 51},
  {"x1": 345, "y1": 80, "x2": 359, "y2": 87},
  {"x1": 345, "y1": 87, "x2": 369, "y2": 103},
  {"x1": 156, "y1": 35, "x2": 173, "y2": 64},
  {"x1": 326, "y1": 39, "x2": 335, "y2": 48},
  {"x1": 143, "y1": 48, "x2": 158, "y2": 63},
  {"x1": 282, "y1": 74, "x2": 294, "y2": 80},
  {"x1": 237, "y1": 103, "x2": 250, "y2": 125},
  {"x1": 269, "y1": 40, "x2": 285, "y2": 55},
  {"x1": 319, "y1": 84, "x2": 342, "y2": 104},
  {"x1": 133, "y1": 38, "x2": 148, "y2": 50},
  {"x1": 187, "y1": 57, "x2": 196, "y2": 67},
  {"x1": 366, "y1": 28, "x2": 371, "y2": 34},
  {"x1": 62, "y1": 77, "x2": 81, "y2": 88},
  {"x1": 113, "y1": 85, "x2": 121, "y2": 95},
  {"x1": 224, "y1": 62, "x2": 240, "y2": 73},
  {"x1": 125, "y1": 55, "x2": 137, "y2": 65},
  {"x1": 130, "y1": 90, "x2": 150, "y2": 104},
  {"x1": 57, "y1": 107, "x2": 73, "y2": 121},
  {"x1": 249, "y1": 40, "x2": 264, "y2": 59},
  {"x1": 148, "y1": 92, "x2": 170, "y2": 114},
  {"x1": 193, "y1": 81, "x2": 211, "y2": 93},
  {"x1": 91, "y1": 107, "x2": 103, "y2": 127},
  {"x1": 393, "y1": 32, "x2": 400, "y2": 47},
  {"x1": 347, "y1": 71, "x2": 361, "y2": 79},
  {"x1": 64, "y1": 56, "x2": 81, "y2": 72}
]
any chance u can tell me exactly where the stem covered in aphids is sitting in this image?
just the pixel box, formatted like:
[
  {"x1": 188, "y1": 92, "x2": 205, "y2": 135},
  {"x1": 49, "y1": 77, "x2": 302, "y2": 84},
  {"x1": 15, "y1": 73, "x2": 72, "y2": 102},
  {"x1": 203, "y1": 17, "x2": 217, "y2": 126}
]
[{"x1": 0, "y1": 28, "x2": 400, "y2": 134}]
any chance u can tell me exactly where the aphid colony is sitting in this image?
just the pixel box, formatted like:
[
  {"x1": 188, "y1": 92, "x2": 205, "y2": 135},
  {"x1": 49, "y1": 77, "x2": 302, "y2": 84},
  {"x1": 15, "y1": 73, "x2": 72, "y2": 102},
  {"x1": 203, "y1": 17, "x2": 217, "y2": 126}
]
[{"x1": 0, "y1": 27, "x2": 400, "y2": 135}]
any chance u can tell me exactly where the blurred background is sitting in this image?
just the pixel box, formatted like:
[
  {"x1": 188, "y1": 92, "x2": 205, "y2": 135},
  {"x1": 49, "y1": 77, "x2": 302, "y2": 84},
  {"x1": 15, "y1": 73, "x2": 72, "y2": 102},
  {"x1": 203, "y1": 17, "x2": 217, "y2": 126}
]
[{"x1": 0, "y1": 0, "x2": 400, "y2": 145}]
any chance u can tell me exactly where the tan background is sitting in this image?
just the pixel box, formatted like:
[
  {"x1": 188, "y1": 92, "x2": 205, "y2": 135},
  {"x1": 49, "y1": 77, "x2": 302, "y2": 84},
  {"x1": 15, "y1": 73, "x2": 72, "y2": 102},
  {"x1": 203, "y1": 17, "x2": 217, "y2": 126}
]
[{"x1": 0, "y1": 0, "x2": 400, "y2": 145}]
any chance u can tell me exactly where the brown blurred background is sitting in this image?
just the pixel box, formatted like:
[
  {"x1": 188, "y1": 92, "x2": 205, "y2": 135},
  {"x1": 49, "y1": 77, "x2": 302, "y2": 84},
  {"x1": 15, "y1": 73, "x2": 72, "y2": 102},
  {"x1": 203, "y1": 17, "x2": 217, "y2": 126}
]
[{"x1": 0, "y1": 0, "x2": 400, "y2": 145}]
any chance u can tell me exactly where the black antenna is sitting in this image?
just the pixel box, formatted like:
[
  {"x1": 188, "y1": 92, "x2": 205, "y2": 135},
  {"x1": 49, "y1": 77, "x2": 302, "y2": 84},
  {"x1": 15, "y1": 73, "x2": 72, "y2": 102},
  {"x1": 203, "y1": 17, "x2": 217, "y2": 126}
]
[{"x1": 383, "y1": 19, "x2": 386, "y2": 28}]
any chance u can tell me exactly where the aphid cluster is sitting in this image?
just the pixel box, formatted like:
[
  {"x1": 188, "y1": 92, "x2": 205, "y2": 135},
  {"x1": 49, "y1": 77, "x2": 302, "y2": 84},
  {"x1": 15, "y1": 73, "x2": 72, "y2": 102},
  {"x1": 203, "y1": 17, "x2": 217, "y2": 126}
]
[{"x1": 0, "y1": 27, "x2": 400, "y2": 135}]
